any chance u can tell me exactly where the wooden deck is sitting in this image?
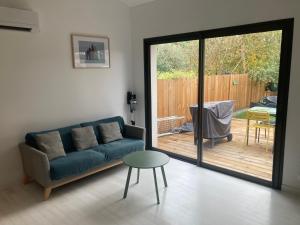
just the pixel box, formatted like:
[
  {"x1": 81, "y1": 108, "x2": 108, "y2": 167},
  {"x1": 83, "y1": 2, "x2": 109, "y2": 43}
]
[{"x1": 156, "y1": 118, "x2": 274, "y2": 181}]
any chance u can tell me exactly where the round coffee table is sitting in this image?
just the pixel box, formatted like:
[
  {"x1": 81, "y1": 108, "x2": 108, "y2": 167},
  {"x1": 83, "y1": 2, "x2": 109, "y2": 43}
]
[{"x1": 122, "y1": 150, "x2": 170, "y2": 204}]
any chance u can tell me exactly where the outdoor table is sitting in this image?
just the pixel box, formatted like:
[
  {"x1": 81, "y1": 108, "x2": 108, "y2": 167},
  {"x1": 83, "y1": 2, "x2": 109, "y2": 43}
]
[{"x1": 248, "y1": 106, "x2": 276, "y2": 116}]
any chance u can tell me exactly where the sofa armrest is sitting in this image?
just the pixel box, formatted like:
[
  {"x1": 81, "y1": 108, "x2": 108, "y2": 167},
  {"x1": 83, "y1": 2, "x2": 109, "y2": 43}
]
[
  {"x1": 19, "y1": 143, "x2": 51, "y2": 187},
  {"x1": 124, "y1": 124, "x2": 145, "y2": 141}
]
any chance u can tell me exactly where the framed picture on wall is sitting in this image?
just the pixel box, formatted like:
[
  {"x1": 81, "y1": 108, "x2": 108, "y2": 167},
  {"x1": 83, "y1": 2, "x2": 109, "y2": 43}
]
[{"x1": 71, "y1": 34, "x2": 110, "y2": 68}]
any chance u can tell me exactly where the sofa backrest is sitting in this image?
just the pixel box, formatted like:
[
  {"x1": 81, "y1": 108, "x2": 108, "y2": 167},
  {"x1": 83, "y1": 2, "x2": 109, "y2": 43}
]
[
  {"x1": 25, "y1": 116, "x2": 125, "y2": 152},
  {"x1": 80, "y1": 116, "x2": 125, "y2": 144}
]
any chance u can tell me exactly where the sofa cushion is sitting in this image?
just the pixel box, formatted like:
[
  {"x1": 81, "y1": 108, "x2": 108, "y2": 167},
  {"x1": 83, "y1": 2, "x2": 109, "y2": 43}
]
[
  {"x1": 99, "y1": 122, "x2": 123, "y2": 143},
  {"x1": 80, "y1": 116, "x2": 125, "y2": 143},
  {"x1": 94, "y1": 138, "x2": 144, "y2": 161},
  {"x1": 72, "y1": 126, "x2": 98, "y2": 150},
  {"x1": 50, "y1": 150, "x2": 106, "y2": 180},
  {"x1": 35, "y1": 131, "x2": 66, "y2": 160},
  {"x1": 26, "y1": 124, "x2": 81, "y2": 153}
]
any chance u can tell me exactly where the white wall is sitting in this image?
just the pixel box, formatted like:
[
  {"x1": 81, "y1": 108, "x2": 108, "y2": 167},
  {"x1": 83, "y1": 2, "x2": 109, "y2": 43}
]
[
  {"x1": 131, "y1": 0, "x2": 300, "y2": 190},
  {"x1": 0, "y1": 0, "x2": 132, "y2": 188}
]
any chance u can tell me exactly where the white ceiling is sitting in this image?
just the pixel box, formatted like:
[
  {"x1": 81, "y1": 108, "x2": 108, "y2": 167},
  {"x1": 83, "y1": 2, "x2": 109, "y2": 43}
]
[{"x1": 119, "y1": 0, "x2": 157, "y2": 7}]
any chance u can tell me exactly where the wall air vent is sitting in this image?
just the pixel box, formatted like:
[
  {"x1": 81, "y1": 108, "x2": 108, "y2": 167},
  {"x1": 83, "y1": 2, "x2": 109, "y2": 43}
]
[{"x1": 0, "y1": 7, "x2": 39, "y2": 33}]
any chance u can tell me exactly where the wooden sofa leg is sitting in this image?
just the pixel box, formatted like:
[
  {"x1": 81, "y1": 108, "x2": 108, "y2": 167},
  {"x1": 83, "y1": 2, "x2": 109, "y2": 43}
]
[
  {"x1": 22, "y1": 175, "x2": 32, "y2": 185},
  {"x1": 44, "y1": 187, "x2": 52, "y2": 200}
]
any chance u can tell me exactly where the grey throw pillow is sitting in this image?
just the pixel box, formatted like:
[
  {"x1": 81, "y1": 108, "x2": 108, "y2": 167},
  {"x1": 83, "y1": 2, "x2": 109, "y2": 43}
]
[
  {"x1": 35, "y1": 131, "x2": 66, "y2": 160},
  {"x1": 72, "y1": 126, "x2": 98, "y2": 150},
  {"x1": 99, "y1": 122, "x2": 123, "y2": 143}
]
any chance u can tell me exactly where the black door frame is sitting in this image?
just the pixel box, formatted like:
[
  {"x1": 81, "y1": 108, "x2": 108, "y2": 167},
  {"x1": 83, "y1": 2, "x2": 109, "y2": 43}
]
[{"x1": 144, "y1": 18, "x2": 294, "y2": 189}]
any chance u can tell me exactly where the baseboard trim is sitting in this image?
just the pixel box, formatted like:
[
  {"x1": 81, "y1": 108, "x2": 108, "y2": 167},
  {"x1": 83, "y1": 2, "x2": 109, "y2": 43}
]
[{"x1": 282, "y1": 184, "x2": 300, "y2": 195}]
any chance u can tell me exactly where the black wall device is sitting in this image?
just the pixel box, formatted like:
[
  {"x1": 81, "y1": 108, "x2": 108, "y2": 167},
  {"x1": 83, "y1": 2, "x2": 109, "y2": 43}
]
[
  {"x1": 127, "y1": 91, "x2": 137, "y2": 125},
  {"x1": 127, "y1": 92, "x2": 137, "y2": 105}
]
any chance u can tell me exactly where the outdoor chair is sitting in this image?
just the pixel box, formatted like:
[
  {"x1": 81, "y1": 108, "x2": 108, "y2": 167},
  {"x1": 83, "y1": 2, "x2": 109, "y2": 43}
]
[{"x1": 245, "y1": 111, "x2": 274, "y2": 152}]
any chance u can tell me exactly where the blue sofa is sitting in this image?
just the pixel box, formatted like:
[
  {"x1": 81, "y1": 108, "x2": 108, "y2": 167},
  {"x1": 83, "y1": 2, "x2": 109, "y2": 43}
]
[{"x1": 19, "y1": 116, "x2": 145, "y2": 200}]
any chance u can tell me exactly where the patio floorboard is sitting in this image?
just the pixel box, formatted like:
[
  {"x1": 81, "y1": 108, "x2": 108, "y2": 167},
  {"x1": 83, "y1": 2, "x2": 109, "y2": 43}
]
[{"x1": 156, "y1": 118, "x2": 274, "y2": 181}]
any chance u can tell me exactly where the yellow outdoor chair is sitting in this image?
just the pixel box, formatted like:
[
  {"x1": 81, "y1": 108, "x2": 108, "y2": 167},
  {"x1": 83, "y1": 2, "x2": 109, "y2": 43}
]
[{"x1": 245, "y1": 111, "x2": 274, "y2": 152}]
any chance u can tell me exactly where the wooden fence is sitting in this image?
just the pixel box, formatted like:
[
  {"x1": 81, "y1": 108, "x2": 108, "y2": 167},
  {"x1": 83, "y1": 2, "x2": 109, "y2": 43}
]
[{"x1": 157, "y1": 74, "x2": 276, "y2": 123}]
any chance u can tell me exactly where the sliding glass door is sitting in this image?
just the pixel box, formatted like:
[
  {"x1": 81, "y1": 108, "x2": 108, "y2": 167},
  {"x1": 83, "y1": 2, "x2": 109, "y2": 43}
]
[
  {"x1": 202, "y1": 31, "x2": 282, "y2": 182},
  {"x1": 144, "y1": 19, "x2": 293, "y2": 188},
  {"x1": 150, "y1": 41, "x2": 199, "y2": 160}
]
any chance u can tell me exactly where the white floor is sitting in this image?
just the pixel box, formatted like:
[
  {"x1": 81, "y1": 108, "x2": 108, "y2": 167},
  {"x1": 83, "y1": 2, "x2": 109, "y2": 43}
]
[{"x1": 0, "y1": 159, "x2": 299, "y2": 225}]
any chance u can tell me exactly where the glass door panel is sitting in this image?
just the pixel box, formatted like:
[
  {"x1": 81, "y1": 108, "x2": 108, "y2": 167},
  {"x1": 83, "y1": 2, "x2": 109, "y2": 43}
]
[
  {"x1": 202, "y1": 31, "x2": 282, "y2": 181},
  {"x1": 151, "y1": 40, "x2": 199, "y2": 160}
]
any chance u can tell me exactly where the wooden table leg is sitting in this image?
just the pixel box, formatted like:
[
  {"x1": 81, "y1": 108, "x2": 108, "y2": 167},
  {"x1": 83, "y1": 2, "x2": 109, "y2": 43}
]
[
  {"x1": 123, "y1": 167, "x2": 132, "y2": 199},
  {"x1": 161, "y1": 166, "x2": 168, "y2": 187},
  {"x1": 153, "y1": 168, "x2": 160, "y2": 204}
]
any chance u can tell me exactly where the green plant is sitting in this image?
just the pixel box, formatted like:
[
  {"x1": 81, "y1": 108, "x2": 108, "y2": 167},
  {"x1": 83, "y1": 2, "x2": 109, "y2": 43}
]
[
  {"x1": 156, "y1": 31, "x2": 282, "y2": 83},
  {"x1": 157, "y1": 70, "x2": 197, "y2": 80},
  {"x1": 157, "y1": 41, "x2": 199, "y2": 75}
]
